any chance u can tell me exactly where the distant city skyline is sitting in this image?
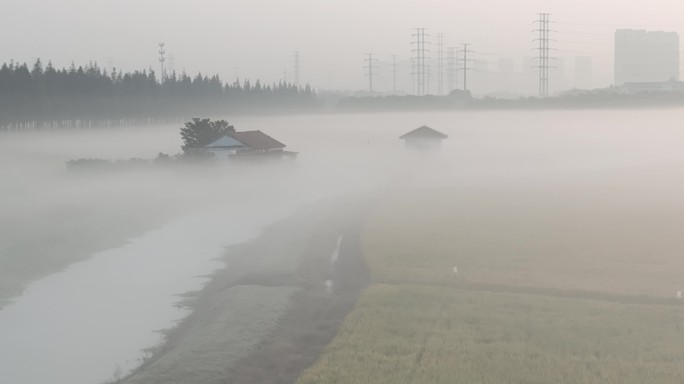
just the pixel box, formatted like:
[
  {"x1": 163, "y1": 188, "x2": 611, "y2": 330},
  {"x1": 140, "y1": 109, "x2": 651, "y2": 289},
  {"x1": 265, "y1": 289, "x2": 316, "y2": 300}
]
[
  {"x1": 3, "y1": 0, "x2": 684, "y2": 95},
  {"x1": 614, "y1": 29, "x2": 680, "y2": 85}
]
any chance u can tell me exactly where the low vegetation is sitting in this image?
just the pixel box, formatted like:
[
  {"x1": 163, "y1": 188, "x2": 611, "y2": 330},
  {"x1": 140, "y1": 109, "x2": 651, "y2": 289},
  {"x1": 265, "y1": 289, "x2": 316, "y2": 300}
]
[
  {"x1": 121, "y1": 286, "x2": 298, "y2": 384},
  {"x1": 299, "y1": 285, "x2": 684, "y2": 384},
  {"x1": 297, "y1": 187, "x2": 684, "y2": 384},
  {"x1": 363, "y1": 188, "x2": 684, "y2": 298},
  {"x1": 66, "y1": 118, "x2": 235, "y2": 172},
  {"x1": 66, "y1": 157, "x2": 150, "y2": 172}
]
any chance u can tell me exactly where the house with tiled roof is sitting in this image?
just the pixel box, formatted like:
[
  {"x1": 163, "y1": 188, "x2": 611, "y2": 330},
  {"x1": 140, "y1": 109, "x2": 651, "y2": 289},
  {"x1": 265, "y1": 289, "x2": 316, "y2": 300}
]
[
  {"x1": 202, "y1": 130, "x2": 297, "y2": 160},
  {"x1": 399, "y1": 125, "x2": 448, "y2": 150}
]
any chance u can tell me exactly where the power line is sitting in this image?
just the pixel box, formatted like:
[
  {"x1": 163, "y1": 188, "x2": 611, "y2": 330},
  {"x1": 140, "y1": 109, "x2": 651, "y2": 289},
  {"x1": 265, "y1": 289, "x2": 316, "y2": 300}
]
[
  {"x1": 411, "y1": 28, "x2": 430, "y2": 95},
  {"x1": 556, "y1": 20, "x2": 684, "y2": 29},
  {"x1": 458, "y1": 43, "x2": 473, "y2": 91},
  {"x1": 391, "y1": 55, "x2": 398, "y2": 94},
  {"x1": 556, "y1": 31, "x2": 614, "y2": 37},
  {"x1": 364, "y1": 53, "x2": 378, "y2": 93},
  {"x1": 562, "y1": 48, "x2": 684, "y2": 57},
  {"x1": 293, "y1": 51, "x2": 300, "y2": 88},
  {"x1": 471, "y1": 51, "x2": 513, "y2": 56},
  {"x1": 437, "y1": 33, "x2": 445, "y2": 95},
  {"x1": 534, "y1": 13, "x2": 553, "y2": 97},
  {"x1": 447, "y1": 46, "x2": 458, "y2": 92},
  {"x1": 158, "y1": 43, "x2": 166, "y2": 82}
]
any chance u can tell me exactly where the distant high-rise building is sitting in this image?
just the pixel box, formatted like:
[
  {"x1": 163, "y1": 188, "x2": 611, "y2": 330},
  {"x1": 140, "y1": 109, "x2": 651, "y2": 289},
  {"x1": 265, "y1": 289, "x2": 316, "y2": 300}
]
[
  {"x1": 522, "y1": 57, "x2": 537, "y2": 95},
  {"x1": 496, "y1": 58, "x2": 515, "y2": 92},
  {"x1": 550, "y1": 57, "x2": 566, "y2": 93},
  {"x1": 473, "y1": 60, "x2": 490, "y2": 93},
  {"x1": 574, "y1": 56, "x2": 593, "y2": 89},
  {"x1": 497, "y1": 58, "x2": 515, "y2": 74},
  {"x1": 474, "y1": 60, "x2": 489, "y2": 73},
  {"x1": 614, "y1": 29, "x2": 680, "y2": 85},
  {"x1": 523, "y1": 57, "x2": 535, "y2": 75}
]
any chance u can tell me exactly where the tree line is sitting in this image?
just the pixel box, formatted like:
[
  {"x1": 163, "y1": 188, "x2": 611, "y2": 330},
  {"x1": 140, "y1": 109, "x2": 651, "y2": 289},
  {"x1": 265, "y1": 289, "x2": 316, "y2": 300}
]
[{"x1": 0, "y1": 60, "x2": 320, "y2": 126}]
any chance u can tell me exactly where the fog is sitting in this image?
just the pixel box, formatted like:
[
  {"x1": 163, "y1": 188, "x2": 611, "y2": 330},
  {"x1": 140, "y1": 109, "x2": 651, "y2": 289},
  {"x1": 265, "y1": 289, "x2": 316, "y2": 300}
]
[
  {"x1": 3, "y1": 110, "x2": 684, "y2": 383},
  {"x1": 5, "y1": 0, "x2": 684, "y2": 91},
  {"x1": 0, "y1": 114, "x2": 409, "y2": 384}
]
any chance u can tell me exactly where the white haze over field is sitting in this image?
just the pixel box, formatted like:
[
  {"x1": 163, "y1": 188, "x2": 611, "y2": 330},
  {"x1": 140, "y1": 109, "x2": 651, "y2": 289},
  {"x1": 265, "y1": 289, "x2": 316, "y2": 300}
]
[{"x1": 3, "y1": 110, "x2": 684, "y2": 382}]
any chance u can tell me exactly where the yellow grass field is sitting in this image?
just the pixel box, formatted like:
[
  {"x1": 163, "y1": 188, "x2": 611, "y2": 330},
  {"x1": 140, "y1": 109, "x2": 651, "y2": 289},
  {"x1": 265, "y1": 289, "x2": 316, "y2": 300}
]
[
  {"x1": 364, "y1": 187, "x2": 684, "y2": 298},
  {"x1": 298, "y1": 285, "x2": 684, "y2": 384},
  {"x1": 297, "y1": 185, "x2": 684, "y2": 383}
]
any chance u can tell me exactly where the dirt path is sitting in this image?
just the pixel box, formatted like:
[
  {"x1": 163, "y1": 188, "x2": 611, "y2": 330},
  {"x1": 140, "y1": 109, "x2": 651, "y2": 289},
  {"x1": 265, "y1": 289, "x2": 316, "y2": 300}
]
[
  {"x1": 224, "y1": 207, "x2": 371, "y2": 384},
  {"x1": 118, "y1": 196, "x2": 374, "y2": 384}
]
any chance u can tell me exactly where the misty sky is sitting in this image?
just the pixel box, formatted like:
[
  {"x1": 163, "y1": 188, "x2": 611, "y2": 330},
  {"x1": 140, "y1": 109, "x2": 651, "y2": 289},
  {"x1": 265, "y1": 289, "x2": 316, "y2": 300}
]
[{"x1": 4, "y1": 0, "x2": 684, "y2": 93}]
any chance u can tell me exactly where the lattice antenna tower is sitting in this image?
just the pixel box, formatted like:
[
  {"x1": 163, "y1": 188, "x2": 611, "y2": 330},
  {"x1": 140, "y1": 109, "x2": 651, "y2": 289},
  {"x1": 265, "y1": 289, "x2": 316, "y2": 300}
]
[
  {"x1": 158, "y1": 43, "x2": 166, "y2": 82},
  {"x1": 446, "y1": 46, "x2": 458, "y2": 92},
  {"x1": 437, "y1": 33, "x2": 445, "y2": 95},
  {"x1": 364, "y1": 53, "x2": 379, "y2": 93},
  {"x1": 411, "y1": 28, "x2": 430, "y2": 95},
  {"x1": 167, "y1": 54, "x2": 175, "y2": 77},
  {"x1": 533, "y1": 13, "x2": 553, "y2": 97},
  {"x1": 391, "y1": 55, "x2": 398, "y2": 94},
  {"x1": 458, "y1": 43, "x2": 473, "y2": 91},
  {"x1": 293, "y1": 51, "x2": 301, "y2": 88}
]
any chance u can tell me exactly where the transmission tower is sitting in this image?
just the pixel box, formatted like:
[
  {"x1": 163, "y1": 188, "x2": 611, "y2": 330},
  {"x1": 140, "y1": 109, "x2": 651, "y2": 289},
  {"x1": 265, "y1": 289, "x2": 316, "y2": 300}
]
[
  {"x1": 446, "y1": 46, "x2": 458, "y2": 92},
  {"x1": 411, "y1": 28, "x2": 430, "y2": 95},
  {"x1": 391, "y1": 55, "x2": 398, "y2": 94},
  {"x1": 458, "y1": 43, "x2": 473, "y2": 91},
  {"x1": 534, "y1": 13, "x2": 552, "y2": 97},
  {"x1": 293, "y1": 51, "x2": 300, "y2": 88},
  {"x1": 158, "y1": 43, "x2": 166, "y2": 82},
  {"x1": 364, "y1": 53, "x2": 378, "y2": 93},
  {"x1": 436, "y1": 33, "x2": 444, "y2": 95}
]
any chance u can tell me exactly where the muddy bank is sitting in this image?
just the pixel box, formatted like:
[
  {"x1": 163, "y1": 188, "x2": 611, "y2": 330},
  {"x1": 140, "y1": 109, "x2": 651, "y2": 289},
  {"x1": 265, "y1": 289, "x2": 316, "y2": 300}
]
[
  {"x1": 0, "y1": 183, "x2": 193, "y2": 311},
  {"x1": 119, "y1": 196, "x2": 374, "y2": 384}
]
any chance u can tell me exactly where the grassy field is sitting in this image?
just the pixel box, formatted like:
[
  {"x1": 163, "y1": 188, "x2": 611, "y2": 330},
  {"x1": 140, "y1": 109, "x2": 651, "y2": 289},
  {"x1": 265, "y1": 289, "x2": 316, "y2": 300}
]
[
  {"x1": 299, "y1": 285, "x2": 684, "y2": 384},
  {"x1": 297, "y1": 185, "x2": 684, "y2": 383},
  {"x1": 363, "y1": 187, "x2": 684, "y2": 298}
]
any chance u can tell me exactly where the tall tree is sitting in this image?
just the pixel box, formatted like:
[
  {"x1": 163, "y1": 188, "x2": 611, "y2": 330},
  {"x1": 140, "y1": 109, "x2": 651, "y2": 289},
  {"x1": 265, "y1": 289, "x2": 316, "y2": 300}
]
[
  {"x1": 0, "y1": 59, "x2": 320, "y2": 127},
  {"x1": 180, "y1": 118, "x2": 235, "y2": 151}
]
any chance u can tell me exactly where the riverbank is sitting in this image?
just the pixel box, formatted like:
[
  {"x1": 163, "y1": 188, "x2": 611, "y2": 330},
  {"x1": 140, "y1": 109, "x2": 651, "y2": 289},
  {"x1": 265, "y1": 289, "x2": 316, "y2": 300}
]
[
  {"x1": 0, "y1": 196, "x2": 182, "y2": 310},
  {"x1": 117, "y1": 195, "x2": 374, "y2": 384}
]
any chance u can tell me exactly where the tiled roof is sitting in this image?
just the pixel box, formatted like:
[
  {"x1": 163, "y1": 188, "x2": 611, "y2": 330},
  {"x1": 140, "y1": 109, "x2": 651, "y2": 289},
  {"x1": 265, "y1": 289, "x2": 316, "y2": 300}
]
[
  {"x1": 231, "y1": 131, "x2": 286, "y2": 150},
  {"x1": 399, "y1": 125, "x2": 448, "y2": 140}
]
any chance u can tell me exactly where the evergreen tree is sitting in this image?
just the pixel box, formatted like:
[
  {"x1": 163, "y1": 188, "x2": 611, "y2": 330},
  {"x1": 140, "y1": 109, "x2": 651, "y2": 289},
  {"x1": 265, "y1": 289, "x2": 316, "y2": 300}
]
[{"x1": 0, "y1": 59, "x2": 320, "y2": 127}]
